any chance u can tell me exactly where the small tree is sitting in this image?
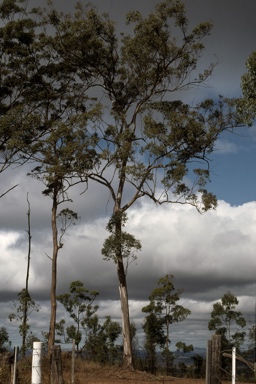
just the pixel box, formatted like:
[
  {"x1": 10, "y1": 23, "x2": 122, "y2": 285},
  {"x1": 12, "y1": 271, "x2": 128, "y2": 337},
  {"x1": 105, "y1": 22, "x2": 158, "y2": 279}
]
[
  {"x1": 9, "y1": 289, "x2": 40, "y2": 354},
  {"x1": 57, "y1": 280, "x2": 99, "y2": 351},
  {"x1": 143, "y1": 312, "x2": 165, "y2": 373},
  {"x1": 246, "y1": 325, "x2": 256, "y2": 361},
  {"x1": 83, "y1": 315, "x2": 122, "y2": 364},
  {"x1": 208, "y1": 291, "x2": 246, "y2": 350},
  {"x1": 142, "y1": 274, "x2": 191, "y2": 374},
  {"x1": 0, "y1": 326, "x2": 11, "y2": 352},
  {"x1": 9, "y1": 195, "x2": 40, "y2": 357}
]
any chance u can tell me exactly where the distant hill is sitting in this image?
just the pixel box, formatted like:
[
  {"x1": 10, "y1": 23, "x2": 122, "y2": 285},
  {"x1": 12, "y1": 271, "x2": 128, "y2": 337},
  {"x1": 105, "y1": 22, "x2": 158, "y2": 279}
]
[{"x1": 173, "y1": 347, "x2": 206, "y2": 366}]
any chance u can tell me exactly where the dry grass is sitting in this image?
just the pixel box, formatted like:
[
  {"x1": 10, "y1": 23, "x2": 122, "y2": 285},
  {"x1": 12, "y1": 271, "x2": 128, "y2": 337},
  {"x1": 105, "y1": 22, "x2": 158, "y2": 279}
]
[{"x1": 0, "y1": 355, "x2": 254, "y2": 384}]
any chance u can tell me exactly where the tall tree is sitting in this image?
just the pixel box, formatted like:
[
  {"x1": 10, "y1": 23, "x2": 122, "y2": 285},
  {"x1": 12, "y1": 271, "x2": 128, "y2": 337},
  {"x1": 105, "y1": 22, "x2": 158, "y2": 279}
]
[
  {"x1": 46, "y1": 0, "x2": 239, "y2": 368},
  {"x1": 142, "y1": 274, "x2": 191, "y2": 374},
  {"x1": 0, "y1": 0, "x2": 101, "y2": 358},
  {"x1": 2, "y1": 0, "x2": 240, "y2": 368},
  {"x1": 14, "y1": 10, "x2": 100, "y2": 353},
  {"x1": 208, "y1": 291, "x2": 246, "y2": 349}
]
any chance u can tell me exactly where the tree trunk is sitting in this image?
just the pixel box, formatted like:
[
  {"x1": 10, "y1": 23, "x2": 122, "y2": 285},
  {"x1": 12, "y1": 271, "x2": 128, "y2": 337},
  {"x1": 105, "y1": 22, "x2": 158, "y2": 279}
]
[
  {"x1": 22, "y1": 194, "x2": 32, "y2": 357},
  {"x1": 50, "y1": 345, "x2": 64, "y2": 384},
  {"x1": 117, "y1": 259, "x2": 133, "y2": 369},
  {"x1": 48, "y1": 188, "x2": 59, "y2": 353},
  {"x1": 115, "y1": 212, "x2": 133, "y2": 369}
]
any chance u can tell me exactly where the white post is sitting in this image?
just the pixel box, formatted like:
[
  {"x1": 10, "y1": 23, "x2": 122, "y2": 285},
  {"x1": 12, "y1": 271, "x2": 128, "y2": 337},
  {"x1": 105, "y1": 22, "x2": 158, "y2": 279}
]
[
  {"x1": 31, "y1": 342, "x2": 43, "y2": 384},
  {"x1": 232, "y1": 346, "x2": 236, "y2": 384}
]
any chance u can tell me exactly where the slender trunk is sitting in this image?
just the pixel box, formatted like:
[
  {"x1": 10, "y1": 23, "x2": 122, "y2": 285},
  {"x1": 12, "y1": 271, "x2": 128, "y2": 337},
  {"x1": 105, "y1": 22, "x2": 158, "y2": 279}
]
[
  {"x1": 166, "y1": 318, "x2": 170, "y2": 374},
  {"x1": 25, "y1": 193, "x2": 31, "y2": 293},
  {"x1": 115, "y1": 216, "x2": 133, "y2": 369},
  {"x1": 48, "y1": 187, "x2": 59, "y2": 353},
  {"x1": 76, "y1": 311, "x2": 80, "y2": 352},
  {"x1": 22, "y1": 194, "x2": 32, "y2": 357},
  {"x1": 118, "y1": 262, "x2": 133, "y2": 368},
  {"x1": 113, "y1": 128, "x2": 134, "y2": 368}
]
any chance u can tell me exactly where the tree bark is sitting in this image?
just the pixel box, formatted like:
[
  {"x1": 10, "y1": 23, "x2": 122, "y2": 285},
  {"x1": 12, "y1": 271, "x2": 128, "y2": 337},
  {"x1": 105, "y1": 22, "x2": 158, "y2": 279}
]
[
  {"x1": 48, "y1": 187, "x2": 59, "y2": 353},
  {"x1": 21, "y1": 194, "x2": 32, "y2": 357},
  {"x1": 115, "y1": 213, "x2": 133, "y2": 369},
  {"x1": 117, "y1": 261, "x2": 133, "y2": 369},
  {"x1": 211, "y1": 335, "x2": 221, "y2": 384},
  {"x1": 50, "y1": 345, "x2": 64, "y2": 384}
]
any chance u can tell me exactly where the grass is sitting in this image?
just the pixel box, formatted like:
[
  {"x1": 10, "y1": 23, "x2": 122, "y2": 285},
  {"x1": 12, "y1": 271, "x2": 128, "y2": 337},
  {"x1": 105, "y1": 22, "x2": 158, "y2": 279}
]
[{"x1": 0, "y1": 354, "x2": 254, "y2": 383}]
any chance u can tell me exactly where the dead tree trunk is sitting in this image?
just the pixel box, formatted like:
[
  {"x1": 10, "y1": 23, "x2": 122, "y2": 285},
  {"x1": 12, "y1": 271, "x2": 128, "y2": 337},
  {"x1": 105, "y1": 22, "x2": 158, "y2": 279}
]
[{"x1": 50, "y1": 345, "x2": 64, "y2": 384}]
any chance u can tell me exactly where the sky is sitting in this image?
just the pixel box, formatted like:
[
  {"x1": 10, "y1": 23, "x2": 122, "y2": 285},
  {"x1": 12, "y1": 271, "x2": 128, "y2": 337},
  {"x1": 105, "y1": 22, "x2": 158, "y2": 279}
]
[{"x1": 1, "y1": 0, "x2": 256, "y2": 352}]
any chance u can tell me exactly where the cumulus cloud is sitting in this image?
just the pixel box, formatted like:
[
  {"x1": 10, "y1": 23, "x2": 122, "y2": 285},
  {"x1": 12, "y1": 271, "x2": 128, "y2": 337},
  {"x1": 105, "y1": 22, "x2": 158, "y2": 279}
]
[{"x1": 1, "y1": 194, "x2": 256, "y2": 347}]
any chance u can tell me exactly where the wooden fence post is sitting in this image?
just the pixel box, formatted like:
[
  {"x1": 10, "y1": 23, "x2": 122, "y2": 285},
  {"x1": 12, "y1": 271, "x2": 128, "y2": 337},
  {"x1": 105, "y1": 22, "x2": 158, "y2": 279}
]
[
  {"x1": 50, "y1": 345, "x2": 64, "y2": 384},
  {"x1": 206, "y1": 339, "x2": 212, "y2": 384},
  {"x1": 71, "y1": 339, "x2": 75, "y2": 384},
  {"x1": 211, "y1": 335, "x2": 221, "y2": 384}
]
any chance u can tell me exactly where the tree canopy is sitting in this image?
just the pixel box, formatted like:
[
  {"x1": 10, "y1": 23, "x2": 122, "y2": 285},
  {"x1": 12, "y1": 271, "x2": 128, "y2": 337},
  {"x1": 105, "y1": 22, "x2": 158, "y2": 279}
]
[
  {"x1": 208, "y1": 291, "x2": 246, "y2": 349},
  {"x1": 0, "y1": 0, "x2": 243, "y2": 369}
]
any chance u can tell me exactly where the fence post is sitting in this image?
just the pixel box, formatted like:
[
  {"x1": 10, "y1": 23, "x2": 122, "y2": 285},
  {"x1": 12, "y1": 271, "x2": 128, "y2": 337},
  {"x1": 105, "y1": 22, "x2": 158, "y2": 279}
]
[
  {"x1": 211, "y1": 335, "x2": 221, "y2": 384},
  {"x1": 71, "y1": 339, "x2": 75, "y2": 384},
  {"x1": 206, "y1": 339, "x2": 212, "y2": 384},
  {"x1": 32, "y1": 342, "x2": 43, "y2": 384},
  {"x1": 232, "y1": 347, "x2": 236, "y2": 384},
  {"x1": 12, "y1": 346, "x2": 19, "y2": 384}
]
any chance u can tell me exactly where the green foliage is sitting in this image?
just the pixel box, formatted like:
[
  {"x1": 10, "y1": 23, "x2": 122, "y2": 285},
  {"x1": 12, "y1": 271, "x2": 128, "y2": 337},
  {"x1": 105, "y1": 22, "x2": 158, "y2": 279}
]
[
  {"x1": 0, "y1": 326, "x2": 11, "y2": 352},
  {"x1": 9, "y1": 288, "x2": 40, "y2": 355},
  {"x1": 83, "y1": 315, "x2": 122, "y2": 364},
  {"x1": 238, "y1": 51, "x2": 256, "y2": 125},
  {"x1": 191, "y1": 354, "x2": 205, "y2": 378},
  {"x1": 142, "y1": 275, "x2": 191, "y2": 373},
  {"x1": 57, "y1": 280, "x2": 99, "y2": 350},
  {"x1": 102, "y1": 213, "x2": 141, "y2": 273},
  {"x1": 143, "y1": 312, "x2": 166, "y2": 373},
  {"x1": 246, "y1": 325, "x2": 256, "y2": 359},
  {"x1": 0, "y1": 0, "x2": 239, "y2": 367},
  {"x1": 25, "y1": 332, "x2": 41, "y2": 350},
  {"x1": 208, "y1": 291, "x2": 246, "y2": 349},
  {"x1": 176, "y1": 341, "x2": 194, "y2": 353}
]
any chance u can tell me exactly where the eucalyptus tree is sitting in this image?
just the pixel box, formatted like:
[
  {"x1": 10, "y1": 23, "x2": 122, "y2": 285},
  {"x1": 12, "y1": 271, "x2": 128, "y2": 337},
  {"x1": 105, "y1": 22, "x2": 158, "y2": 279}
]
[
  {"x1": 57, "y1": 280, "x2": 99, "y2": 351},
  {"x1": 142, "y1": 275, "x2": 191, "y2": 373},
  {"x1": 27, "y1": 105, "x2": 99, "y2": 353},
  {"x1": 0, "y1": 0, "x2": 101, "y2": 354},
  {"x1": 208, "y1": 291, "x2": 246, "y2": 349},
  {"x1": 47, "y1": 0, "x2": 239, "y2": 368},
  {"x1": 83, "y1": 315, "x2": 122, "y2": 364}
]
